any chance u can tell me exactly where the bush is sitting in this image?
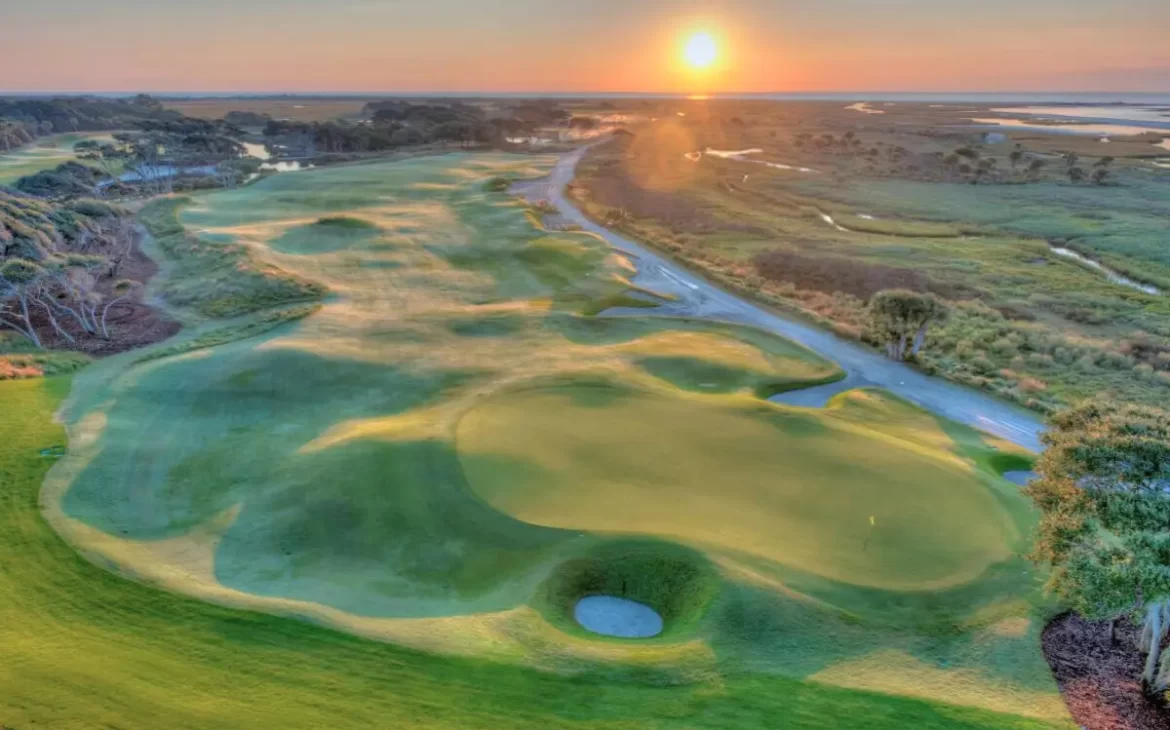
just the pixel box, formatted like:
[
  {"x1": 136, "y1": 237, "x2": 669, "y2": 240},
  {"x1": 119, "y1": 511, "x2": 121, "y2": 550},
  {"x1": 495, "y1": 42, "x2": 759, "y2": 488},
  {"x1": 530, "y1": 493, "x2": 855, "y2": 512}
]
[{"x1": 483, "y1": 177, "x2": 513, "y2": 192}]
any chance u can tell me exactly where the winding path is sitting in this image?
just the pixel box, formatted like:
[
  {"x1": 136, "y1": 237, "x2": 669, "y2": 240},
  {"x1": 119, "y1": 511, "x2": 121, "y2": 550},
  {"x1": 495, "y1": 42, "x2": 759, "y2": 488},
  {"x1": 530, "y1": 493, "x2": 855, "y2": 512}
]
[{"x1": 537, "y1": 146, "x2": 1045, "y2": 452}]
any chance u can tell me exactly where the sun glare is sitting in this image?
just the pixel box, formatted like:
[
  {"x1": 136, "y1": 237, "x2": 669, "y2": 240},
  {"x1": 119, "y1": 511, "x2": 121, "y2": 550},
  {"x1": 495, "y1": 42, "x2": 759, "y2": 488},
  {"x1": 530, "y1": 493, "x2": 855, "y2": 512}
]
[{"x1": 683, "y1": 31, "x2": 718, "y2": 70}]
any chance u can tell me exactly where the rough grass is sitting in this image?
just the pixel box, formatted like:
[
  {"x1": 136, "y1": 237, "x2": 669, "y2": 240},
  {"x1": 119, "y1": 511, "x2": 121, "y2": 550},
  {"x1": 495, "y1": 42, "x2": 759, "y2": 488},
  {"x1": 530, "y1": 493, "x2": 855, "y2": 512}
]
[
  {"x1": 0, "y1": 331, "x2": 91, "y2": 378},
  {"x1": 139, "y1": 197, "x2": 326, "y2": 317},
  {"x1": 34, "y1": 154, "x2": 1072, "y2": 727},
  {"x1": 133, "y1": 304, "x2": 322, "y2": 364}
]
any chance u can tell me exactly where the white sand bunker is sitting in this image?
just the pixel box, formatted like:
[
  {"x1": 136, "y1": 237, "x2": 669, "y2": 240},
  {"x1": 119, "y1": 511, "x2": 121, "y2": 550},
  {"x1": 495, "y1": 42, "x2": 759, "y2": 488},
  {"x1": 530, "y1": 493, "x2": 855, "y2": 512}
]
[{"x1": 574, "y1": 596, "x2": 663, "y2": 638}]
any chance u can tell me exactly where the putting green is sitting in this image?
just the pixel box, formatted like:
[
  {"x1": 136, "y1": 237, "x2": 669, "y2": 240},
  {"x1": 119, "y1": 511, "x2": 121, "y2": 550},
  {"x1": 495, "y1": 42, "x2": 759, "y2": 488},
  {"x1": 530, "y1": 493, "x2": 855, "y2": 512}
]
[{"x1": 459, "y1": 384, "x2": 1016, "y2": 590}]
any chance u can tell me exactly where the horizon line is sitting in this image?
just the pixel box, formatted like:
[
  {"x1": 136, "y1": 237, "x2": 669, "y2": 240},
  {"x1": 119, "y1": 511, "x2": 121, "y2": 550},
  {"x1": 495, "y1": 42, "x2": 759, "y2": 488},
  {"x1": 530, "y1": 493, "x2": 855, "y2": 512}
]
[{"x1": 3, "y1": 89, "x2": 1170, "y2": 99}]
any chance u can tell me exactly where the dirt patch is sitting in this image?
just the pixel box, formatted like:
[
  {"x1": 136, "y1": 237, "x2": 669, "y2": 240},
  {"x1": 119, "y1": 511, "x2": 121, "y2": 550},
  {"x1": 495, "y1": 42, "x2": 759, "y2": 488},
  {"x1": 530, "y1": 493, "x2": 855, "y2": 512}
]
[
  {"x1": 27, "y1": 228, "x2": 180, "y2": 356},
  {"x1": 1043, "y1": 612, "x2": 1170, "y2": 730}
]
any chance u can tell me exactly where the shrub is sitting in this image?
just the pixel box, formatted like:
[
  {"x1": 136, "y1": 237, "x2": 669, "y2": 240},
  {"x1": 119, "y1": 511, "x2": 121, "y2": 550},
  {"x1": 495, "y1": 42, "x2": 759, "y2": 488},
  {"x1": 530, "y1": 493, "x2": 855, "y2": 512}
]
[{"x1": 483, "y1": 177, "x2": 513, "y2": 192}]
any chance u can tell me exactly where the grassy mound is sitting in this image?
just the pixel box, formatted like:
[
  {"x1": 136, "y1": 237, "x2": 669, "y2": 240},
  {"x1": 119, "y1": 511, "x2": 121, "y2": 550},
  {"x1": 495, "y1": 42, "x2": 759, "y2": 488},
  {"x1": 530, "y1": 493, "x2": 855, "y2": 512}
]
[
  {"x1": 270, "y1": 216, "x2": 385, "y2": 255},
  {"x1": 140, "y1": 198, "x2": 326, "y2": 317}
]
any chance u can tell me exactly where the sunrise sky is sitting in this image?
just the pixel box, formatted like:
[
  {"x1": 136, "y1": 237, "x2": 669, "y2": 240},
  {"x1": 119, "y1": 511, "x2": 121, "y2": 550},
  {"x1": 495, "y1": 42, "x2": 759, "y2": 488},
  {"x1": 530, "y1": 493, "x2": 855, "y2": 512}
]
[{"x1": 4, "y1": 0, "x2": 1169, "y2": 94}]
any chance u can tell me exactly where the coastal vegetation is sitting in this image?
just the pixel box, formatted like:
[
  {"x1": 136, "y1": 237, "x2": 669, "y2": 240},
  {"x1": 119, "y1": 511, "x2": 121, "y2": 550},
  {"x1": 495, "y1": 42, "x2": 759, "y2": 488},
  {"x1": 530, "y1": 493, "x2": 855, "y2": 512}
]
[
  {"x1": 572, "y1": 111, "x2": 1170, "y2": 412},
  {"x1": 1026, "y1": 400, "x2": 1170, "y2": 694}
]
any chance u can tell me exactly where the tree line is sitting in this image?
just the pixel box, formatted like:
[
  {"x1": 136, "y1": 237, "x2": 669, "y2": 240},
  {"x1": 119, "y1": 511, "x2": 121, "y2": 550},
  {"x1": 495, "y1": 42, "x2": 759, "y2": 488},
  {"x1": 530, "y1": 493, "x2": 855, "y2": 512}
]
[
  {"x1": 0, "y1": 94, "x2": 179, "y2": 150},
  {"x1": 260, "y1": 99, "x2": 576, "y2": 155}
]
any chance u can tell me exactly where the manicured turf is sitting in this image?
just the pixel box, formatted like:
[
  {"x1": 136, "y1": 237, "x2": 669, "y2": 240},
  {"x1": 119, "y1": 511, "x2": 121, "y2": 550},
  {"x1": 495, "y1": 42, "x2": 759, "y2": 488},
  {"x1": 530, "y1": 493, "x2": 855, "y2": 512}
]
[
  {"x1": 22, "y1": 153, "x2": 1071, "y2": 727},
  {"x1": 0, "y1": 132, "x2": 115, "y2": 184},
  {"x1": 0, "y1": 377, "x2": 1071, "y2": 730},
  {"x1": 459, "y1": 384, "x2": 1018, "y2": 591}
]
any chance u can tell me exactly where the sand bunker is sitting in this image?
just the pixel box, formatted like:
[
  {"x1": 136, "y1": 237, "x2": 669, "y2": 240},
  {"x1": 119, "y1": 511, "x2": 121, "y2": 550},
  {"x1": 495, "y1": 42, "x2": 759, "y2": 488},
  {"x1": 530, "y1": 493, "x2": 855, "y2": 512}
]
[{"x1": 574, "y1": 596, "x2": 663, "y2": 638}]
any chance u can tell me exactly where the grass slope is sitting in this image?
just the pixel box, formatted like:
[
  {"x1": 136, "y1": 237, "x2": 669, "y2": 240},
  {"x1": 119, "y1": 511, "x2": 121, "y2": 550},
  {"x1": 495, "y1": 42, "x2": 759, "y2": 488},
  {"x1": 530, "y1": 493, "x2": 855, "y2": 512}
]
[
  {"x1": 139, "y1": 197, "x2": 326, "y2": 318},
  {"x1": 1, "y1": 377, "x2": 1069, "y2": 730},
  {"x1": 0, "y1": 132, "x2": 115, "y2": 184}
]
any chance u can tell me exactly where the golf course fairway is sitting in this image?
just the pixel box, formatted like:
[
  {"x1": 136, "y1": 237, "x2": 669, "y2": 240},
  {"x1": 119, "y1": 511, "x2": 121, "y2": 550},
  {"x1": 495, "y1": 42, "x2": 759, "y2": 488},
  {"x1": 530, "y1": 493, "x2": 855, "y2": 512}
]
[{"x1": 15, "y1": 153, "x2": 1073, "y2": 728}]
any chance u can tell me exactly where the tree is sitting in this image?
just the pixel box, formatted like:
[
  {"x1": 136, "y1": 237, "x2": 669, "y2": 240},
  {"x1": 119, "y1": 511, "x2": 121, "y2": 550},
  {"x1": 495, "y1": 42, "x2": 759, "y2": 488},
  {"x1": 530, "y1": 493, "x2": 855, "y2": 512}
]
[
  {"x1": 100, "y1": 279, "x2": 140, "y2": 339},
  {"x1": 1025, "y1": 400, "x2": 1170, "y2": 695},
  {"x1": 1068, "y1": 166, "x2": 1086, "y2": 184},
  {"x1": 0, "y1": 258, "x2": 46, "y2": 348},
  {"x1": 1091, "y1": 156, "x2": 1114, "y2": 186},
  {"x1": 74, "y1": 139, "x2": 129, "y2": 185},
  {"x1": 868, "y1": 290, "x2": 949, "y2": 361},
  {"x1": 1026, "y1": 158, "x2": 1046, "y2": 181},
  {"x1": 1009, "y1": 148, "x2": 1024, "y2": 171}
]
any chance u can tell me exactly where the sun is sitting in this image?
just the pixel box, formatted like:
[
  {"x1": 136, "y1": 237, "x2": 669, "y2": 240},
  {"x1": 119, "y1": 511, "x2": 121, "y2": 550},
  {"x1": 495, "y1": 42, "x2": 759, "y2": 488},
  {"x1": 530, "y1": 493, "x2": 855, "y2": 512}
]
[{"x1": 683, "y1": 31, "x2": 718, "y2": 70}]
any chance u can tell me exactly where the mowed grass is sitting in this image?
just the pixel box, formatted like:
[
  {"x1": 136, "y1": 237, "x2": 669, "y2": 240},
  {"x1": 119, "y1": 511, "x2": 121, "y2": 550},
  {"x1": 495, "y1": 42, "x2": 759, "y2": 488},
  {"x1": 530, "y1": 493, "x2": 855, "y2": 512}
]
[
  {"x1": 32, "y1": 153, "x2": 1070, "y2": 727},
  {"x1": 0, "y1": 377, "x2": 1069, "y2": 730},
  {"x1": 0, "y1": 132, "x2": 115, "y2": 184},
  {"x1": 458, "y1": 384, "x2": 1019, "y2": 591}
]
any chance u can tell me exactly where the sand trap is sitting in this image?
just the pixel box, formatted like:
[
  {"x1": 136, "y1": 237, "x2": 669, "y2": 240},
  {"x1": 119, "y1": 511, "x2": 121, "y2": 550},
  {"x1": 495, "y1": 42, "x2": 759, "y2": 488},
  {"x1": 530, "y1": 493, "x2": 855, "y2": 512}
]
[{"x1": 574, "y1": 596, "x2": 663, "y2": 638}]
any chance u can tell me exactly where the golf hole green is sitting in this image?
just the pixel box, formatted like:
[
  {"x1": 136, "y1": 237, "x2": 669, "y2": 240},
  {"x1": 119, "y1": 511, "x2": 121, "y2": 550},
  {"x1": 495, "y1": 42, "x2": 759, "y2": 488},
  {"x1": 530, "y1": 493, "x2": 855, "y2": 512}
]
[{"x1": 459, "y1": 384, "x2": 1019, "y2": 590}]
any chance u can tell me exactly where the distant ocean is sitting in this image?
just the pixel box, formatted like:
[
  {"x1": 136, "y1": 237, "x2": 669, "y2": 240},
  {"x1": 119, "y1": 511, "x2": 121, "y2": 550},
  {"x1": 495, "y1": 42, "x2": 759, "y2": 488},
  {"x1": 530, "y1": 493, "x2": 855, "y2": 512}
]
[{"x1": 3, "y1": 91, "x2": 1170, "y2": 104}]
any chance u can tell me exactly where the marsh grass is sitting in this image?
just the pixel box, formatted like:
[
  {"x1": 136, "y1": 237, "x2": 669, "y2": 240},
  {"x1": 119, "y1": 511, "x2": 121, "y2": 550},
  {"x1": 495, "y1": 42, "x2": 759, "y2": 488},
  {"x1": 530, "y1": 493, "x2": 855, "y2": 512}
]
[{"x1": 575, "y1": 138, "x2": 1170, "y2": 411}]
